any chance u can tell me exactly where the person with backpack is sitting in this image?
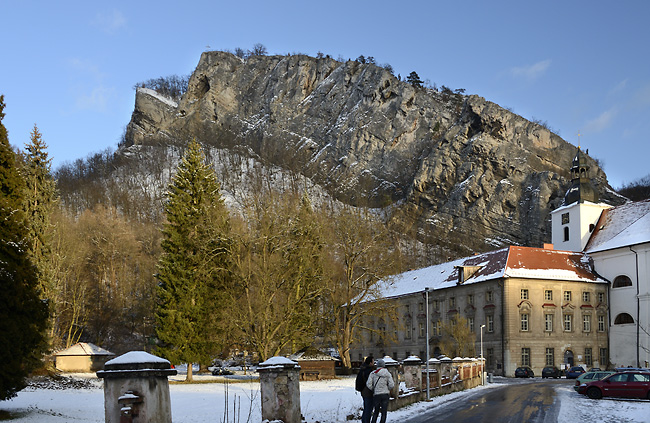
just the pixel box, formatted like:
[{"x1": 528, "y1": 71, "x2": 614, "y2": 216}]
[
  {"x1": 365, "y1": 358, "x2": 394, "y2": 423},
  {"x1": 355, "y1": 356, "x2": 375, "y2": 423}
]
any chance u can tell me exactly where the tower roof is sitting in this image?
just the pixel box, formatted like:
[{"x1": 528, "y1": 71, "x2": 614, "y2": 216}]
[{"x1": 563, "y1": 148, "x2": 599, "y2": 205}]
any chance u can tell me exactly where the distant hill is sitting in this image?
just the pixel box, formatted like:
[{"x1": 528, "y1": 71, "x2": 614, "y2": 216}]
[{"x1": 58, "y1": 51, "x2": 626, "y2": 261}]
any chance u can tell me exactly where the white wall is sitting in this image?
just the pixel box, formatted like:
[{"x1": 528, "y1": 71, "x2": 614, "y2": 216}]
[
  {"x1": 591, "y1": 243, "x2": 650, "y2": 368},
  {"x1": 550, "y1": 202, "x2": 610, "y2": 252}
]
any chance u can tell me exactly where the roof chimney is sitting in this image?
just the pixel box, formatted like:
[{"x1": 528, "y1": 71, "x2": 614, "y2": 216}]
[{"x1": 543, "y1": 243, "x2": 554, "y2": 250}]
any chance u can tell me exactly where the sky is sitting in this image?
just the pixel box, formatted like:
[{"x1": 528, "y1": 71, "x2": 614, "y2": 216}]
[{"x1": 1, "y1": 0, "x2": 649, "y2": 188}]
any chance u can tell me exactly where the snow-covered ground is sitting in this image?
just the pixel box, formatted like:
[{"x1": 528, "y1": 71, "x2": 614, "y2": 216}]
[{"x1": 1, "y1": 374, "x2": 648, "y2": 422}]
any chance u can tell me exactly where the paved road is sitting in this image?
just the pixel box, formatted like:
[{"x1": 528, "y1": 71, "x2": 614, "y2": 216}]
[{"x1": 402, "y1": 379, "x2": 569, "y2": 423}]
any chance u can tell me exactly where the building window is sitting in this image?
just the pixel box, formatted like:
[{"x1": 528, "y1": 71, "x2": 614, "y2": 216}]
[
  {"x1": 521, "y1": 348, "x2": 531, "y2": 367},
  {"x1": 418, "y1": 322, "x2": 425, "y2": 337},
  {"x1": 598, "y1": 315, "x2": 606, "y2": 332},
  {"x1": 545, "y1": 314, "x2": 553, "y2": 332},
  {"x1": 405, "y1": 320, "x2": 412, "y2": 339},
  {"x1": 521, "y1": 289, "x2": 529, "y2": 300},
  {"x1": 405, "y1": 304, "x2": 411, "y2": 314},
  {"x1": 585, "y1": 348, "x2": 592, "y2": 366},
  {"x1": 564, "y1": 227, "x2": 570, "y2": 242},
  {"x1": 564, "y1": 291, "x2": 572, "y2": 302},
  {"x1": 433, "y1": 320, "x2": 441, "y2": 336},
  {"x1": 418, "y1": 302, "x2": 424, "y2": 312},
  {"x1": 521, "y1": 314, "x2": 529, "y2": 331},
  {"x1": 583, "y1": 315, "x2": 591, "y2": 332},
  {"x1": 600, "y1": 348, "x2": 608, "y2": 366},
  {"x1": 545, "y1": 348, "x2": 555, "y2": 366},
  {"x1": 486, "y1": 291, "x2": 493, "y2": 303},
  {"x1": 449, "y1": 297, "x2": 456, "y2": 308},
  {"x1": 562, "y1": 212, "x2": 570, "y2": 224},
  {"x1": 486, "y1": 315, "x2": 494, "y2": 333},
  {"x1": 597, "y1": 292, "x2": 605, "y2": 303},
  {"x1": 468, "y1": 317, "x2": 474, "y2": 333},
  {"x1": 564, "y1": 314, "x2": 572, "y2": 332},
  {"x1": 432, "y1": 299, "x2": 439, "y2": 310},
  {"x1": 468, "y1": 294, "x2": 474, "y2": 305},
  {"x1": 544, "y1": 290, "x2": 553, "y2": 301},
  {"x1": 613, "y1": 275, "x2": 633, "y2": 288},
  {"x1": 614, "y1": 313, "x2": 634, "y2": 324},
  {"x1": 582, "y1": 292, "x2": 591, "y2": 303}
]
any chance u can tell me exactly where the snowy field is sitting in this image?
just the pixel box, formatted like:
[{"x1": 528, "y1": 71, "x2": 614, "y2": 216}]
[{"x1": 1, "y1": 374, "x2": 649, "y2": 422}]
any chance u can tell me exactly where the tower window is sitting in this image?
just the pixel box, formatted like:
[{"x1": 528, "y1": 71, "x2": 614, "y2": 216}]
[
  {"x1": 562, "y1": 213, "x2": 570, "y2": 225},
  {"x1": 563, "y1": 227, "x2": 570, "y2": 242}
]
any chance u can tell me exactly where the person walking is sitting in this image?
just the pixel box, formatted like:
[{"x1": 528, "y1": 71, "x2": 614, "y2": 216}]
[
  {"x1": 366, "y1": 358, "x2": 394, "y2": 423},
  {"x1": 355, "y1": 356, "x2": 375, "y2": 423}
]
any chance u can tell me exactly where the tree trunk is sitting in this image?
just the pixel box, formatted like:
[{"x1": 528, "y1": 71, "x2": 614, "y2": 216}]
[{"x1": 186, "y1": 363, "x2": 193, "y2": 382}]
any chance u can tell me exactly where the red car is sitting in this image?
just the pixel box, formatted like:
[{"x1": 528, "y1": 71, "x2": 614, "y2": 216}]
[{"x1": 577, "y1": 371, "x2": 650, "y2": 399}]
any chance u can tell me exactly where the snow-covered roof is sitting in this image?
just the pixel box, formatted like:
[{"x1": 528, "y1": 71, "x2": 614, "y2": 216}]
[
  {"x1": 55, "y1": 342, "x2": 113, "y2": 357},
  {"x1": 105, "y1": 351, "x2": 169, "y2": 366},
  {"x1": 381, "y1": 246, "x2": 604, "y2": 300},
  {"x1": 585, "y1": 199, "x2": 650, "y2": 253}
]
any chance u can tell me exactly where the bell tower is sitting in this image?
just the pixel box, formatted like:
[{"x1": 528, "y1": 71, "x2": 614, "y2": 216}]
[{"x1": 550, "y1": 148, "x2": 610, "y2": 252}]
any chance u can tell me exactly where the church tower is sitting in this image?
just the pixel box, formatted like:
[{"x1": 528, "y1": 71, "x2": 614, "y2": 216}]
[{"x1": 550, "y1": 148, "x2": 610, "y2": 252}]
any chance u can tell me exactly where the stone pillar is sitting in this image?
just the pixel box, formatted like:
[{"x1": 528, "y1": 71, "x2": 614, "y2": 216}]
[
  {"x1": 401, "y1": 356, "x2": 422, "y2": 391},
  {"x1": 440, "y1": 356, "x2": 452, "y2": 386},
  {"x1": 382, "y1": 356, "x2": 400, "y2": 398},
  {"x1": 427, "y1": 358, "x2": 441, "y2": 389},
  {"x1": 96, "y1": 351, "x2": 177, "y2": 423},
  {"x1": 257, "y1": 357, "x2": 301, "y2": 423}
]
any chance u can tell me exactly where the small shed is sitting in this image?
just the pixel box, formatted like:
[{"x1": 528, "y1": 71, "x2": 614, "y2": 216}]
[
  {"x1": 288, "y1": 347, "x2": 336, "y2": 380},
  {"x1": 55, "y1": 342, "x2": 115, "y2": 373}
]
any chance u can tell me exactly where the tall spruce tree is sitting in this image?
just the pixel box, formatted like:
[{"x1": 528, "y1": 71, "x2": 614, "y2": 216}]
[
  {"x1": 0, "y1": 96, "x2": 48, "y2": 400},
  {"x1": 21, "y1": 125, "x2": 58, "y2": 338},
  {"x1": 155, "y1": 141, "x2": 231, "y2": 381}
]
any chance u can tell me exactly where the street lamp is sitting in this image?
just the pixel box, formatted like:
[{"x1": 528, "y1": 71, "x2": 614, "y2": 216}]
[
  {"x1": 480, "y1": 324, "x2": 486, "y2": 385},
  {"x1": 425, "y1": 287, "x2": 430, "y2": 400}
]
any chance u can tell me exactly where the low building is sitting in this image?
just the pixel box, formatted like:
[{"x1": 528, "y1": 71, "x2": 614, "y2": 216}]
[
  {"x1": 350, "y1": 245, "x2": 608, "y2": 376},
  {"x1": 54, "y1": 342, "x2": 114, "y2": 372},
  {"x1": 288, "y1": 346, "x2": 337, "y2": 380}
]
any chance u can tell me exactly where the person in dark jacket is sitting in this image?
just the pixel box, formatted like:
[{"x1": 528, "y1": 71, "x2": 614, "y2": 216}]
[{"x1": 355, "y1": 356, "x2": 375, "y2": 423}]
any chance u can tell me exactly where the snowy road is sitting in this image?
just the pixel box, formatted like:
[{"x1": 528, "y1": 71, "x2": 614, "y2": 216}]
[{"x1": 1, "y1": 375, "x2": 648, "y2": 422}]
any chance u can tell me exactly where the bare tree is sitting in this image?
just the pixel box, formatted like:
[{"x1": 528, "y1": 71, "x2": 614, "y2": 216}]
[{"x1": 323, "y1": 207, "x2": 402, "y2": 369}]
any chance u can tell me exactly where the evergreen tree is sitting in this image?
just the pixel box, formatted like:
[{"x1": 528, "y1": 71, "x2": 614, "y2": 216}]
[
  {"x1": 407, "y1": 71, "x2": 424, "y2": 88},
  {"x1": 155, "y1": 141, "x2": 231, "y2": 381},
  {"x1": 21, "y1": 125, "x2": 58, "y2": 316},
  {"x1": 0, "y1": 96, "x2": 48, "y2": 400}
]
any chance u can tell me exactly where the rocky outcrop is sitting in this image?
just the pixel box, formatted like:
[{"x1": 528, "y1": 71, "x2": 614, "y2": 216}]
[{"x1": 124, "y1": 51, "x2": 623, "y2": 254}]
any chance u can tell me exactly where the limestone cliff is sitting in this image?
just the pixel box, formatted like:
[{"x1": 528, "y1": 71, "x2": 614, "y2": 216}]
[{"x1": 124, "y1": 51, "x2": 623, "y2": 254}]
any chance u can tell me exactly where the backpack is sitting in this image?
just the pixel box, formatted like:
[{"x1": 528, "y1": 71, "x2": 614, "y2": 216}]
[{"x1": 355, "y1": 370, "x2": 366, "y2": 392}]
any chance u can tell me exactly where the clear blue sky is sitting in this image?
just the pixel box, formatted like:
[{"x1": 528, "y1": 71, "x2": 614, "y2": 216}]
[{"x1": 2, "y1": 0, "x2": 649, "y2": 188}]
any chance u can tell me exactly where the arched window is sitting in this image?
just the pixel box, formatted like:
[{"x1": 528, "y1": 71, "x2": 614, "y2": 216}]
[
  {"x1": 614, "y1": 313, "x2": 634, "y2": 325},
  {"x1": 563, "y1": 227, "x2": 570, "y2": 242},
  {"x1": 613, "y1": 275, "x2": 633, "y2": 288}
]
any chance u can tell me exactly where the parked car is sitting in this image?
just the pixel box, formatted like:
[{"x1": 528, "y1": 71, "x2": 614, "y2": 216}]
[
  {"x1": 577, "y1": 371, "x2": 650, "y2": 399},
  {"x1": 573, "y1": 370, "x2": 615, "y2": 391},
  {"x1": 542, "y1": 366, "x2": 561, "y2": 379},
  {"x1": 211, "y1": 366, "x2": 234, "y2": 376},
  {"x1": 515, "y1": 366, "x2": 534, "y2": 378},
  {"x1": 566, "y1": 366, "x2": 586, "y2": 379}
]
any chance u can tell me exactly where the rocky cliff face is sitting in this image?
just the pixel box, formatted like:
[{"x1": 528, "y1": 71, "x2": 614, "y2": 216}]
[{"x1": 124, "y1": 51, "x2": 622, "y2": 254}]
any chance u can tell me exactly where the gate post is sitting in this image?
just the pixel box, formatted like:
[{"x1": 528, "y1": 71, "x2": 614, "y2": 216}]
[
  {"x1": 257, "y1": 357, "x2": 301, "y2": 423},
  {"x1": 96, "y1": 351, "x2": 176, "y2": 423}
]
